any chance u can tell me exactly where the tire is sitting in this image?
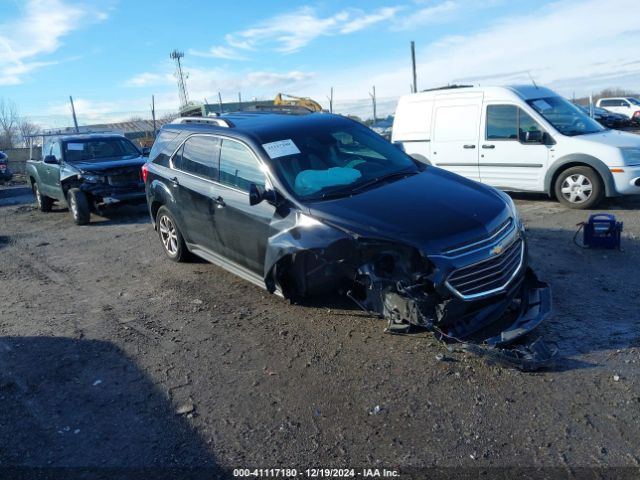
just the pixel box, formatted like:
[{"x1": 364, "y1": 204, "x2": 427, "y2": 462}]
[
  {"x1": 554, "y1": 166, "x2": 604, "y2": 209},
  {"x1": 156, "y1": 206, "x2": 189, "y2": 262},
  {"x1": 33, "y1": 182, "x2": 53, "y2": 212},
  {"x1": 67, "y1": 188, "x2": 91, "y2": 225}
]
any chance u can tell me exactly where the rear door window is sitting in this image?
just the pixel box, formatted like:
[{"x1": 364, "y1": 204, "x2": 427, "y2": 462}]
[
  {"x1": 219, "y1": 140, "x2": 264, "y2": 192},
  {"x1": 174, "y1": 135, "x2": 220, "y2": 181}
]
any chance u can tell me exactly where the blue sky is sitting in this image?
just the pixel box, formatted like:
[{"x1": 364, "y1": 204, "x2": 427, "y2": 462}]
[{"x1": 1, "y1": 0, "x2": 639, "y2": 127}]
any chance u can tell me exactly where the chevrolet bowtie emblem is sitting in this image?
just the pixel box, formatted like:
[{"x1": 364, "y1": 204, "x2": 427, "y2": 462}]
[{"x1": 490, "y1": 245, "x2": 504, "y2": 256}]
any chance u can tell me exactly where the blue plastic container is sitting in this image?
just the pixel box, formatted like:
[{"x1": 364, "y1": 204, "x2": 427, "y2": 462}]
[{"x1": 583, "y1": 214, "x2": 623, "y2": 249}]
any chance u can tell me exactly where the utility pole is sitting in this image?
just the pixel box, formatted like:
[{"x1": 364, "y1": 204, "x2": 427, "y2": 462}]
[
  {"x1": 170, "y1": 49, "x2": 189, "y2": 110},
  {"x1": 151, "y1": 95, "x2": 156, "y2": 136},
  {"x1": 238, "y1": 92, "x2": 242, "y2": 106},
  {"x1": 369, "y1": 86, "x2": 377, "y2": 123},
  {"x1": 411, "y1": 41, "x2": 417, "y2": 93},
  {"x1": 218, "y1": 92, "x2": 223, "y2": 113},
  {"x1": 69, "y1": 96, "x2": 79, "y2": 133},
  {"x1": 327, "y1": 87, "x2": 334, "y2": 113}
]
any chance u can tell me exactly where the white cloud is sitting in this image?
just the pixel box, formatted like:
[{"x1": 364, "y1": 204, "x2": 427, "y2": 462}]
[
  {"x1": 313, "y1": 0, "x2": 640, "y2": 117},
  {"x1": 0, "y1": 0, "x2": 108, "y2": 85},
  {"x1": 206, "y1": 6, "x2": 402, "y2": 56},
  {"x1": 125, "y1": 72, "x2": 173, "y2": 87},
  {"x1": 392, "y1": 1, "x2": 458, "y2": 30},
  {"x1": 189, "y1": 46, "x2": 249, "y2": 61}
]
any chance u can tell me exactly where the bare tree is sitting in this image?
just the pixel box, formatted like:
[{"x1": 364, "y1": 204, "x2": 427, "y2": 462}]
[
  {"x1": 17, "y1": 119, "x2": 40, "y2": 148},
  {"x1": 158, "y1": 111, "x2": 179, "y2": 124},
  {"x1": 0, "y1": 98, "x2": 19, "y2": 149}
]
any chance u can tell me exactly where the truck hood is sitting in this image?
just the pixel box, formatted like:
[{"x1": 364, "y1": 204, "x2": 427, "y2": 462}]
[
  {"x1": 573, "y1": 129, "x2": 640, "y2": 148},
  {"x1": 68, "y1": 156, "x2": 145, "y2": 173},
  {"x1": 306, "y1": 168, "x2": 512, "y2": 255}
]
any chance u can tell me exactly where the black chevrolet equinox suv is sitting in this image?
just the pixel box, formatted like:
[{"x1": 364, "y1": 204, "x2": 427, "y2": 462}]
[{"x1": 143, "y1": 112, "x2": 552, "y2": 364}]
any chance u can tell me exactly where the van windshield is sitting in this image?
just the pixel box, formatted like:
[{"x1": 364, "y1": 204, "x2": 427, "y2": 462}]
[
  {"x1": 526, "y1": 97, "x2": 605, "y2": 136},
  {"x1": 628, "y1": 98, "x2": 640, "y2": 106}
]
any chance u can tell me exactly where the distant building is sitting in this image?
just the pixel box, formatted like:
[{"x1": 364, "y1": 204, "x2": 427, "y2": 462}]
[{"x1": 180, "y1": 101, "x2": 276, "y2": 117}]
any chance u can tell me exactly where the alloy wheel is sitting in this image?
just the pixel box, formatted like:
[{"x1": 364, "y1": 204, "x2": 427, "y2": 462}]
[{"x1": 158, "y1": 215, "x2": 178, "y2": 255}]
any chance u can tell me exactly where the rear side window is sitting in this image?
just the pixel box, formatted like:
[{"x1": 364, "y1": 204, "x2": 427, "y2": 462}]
[
  {"x1": 219, "y1": 140, "x2": 264, "y2": 192},
  {"x1": 599, "y1": 99, "x2": 615, "y2": 107},
  {"x1": 174, "y1": 135, "x2": 220, "y2": 180},
  {"x1": 150, "y1": 130, "x2": 182, "y2": 167}
]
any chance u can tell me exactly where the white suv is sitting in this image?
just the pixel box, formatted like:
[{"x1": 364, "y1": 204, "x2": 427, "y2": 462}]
[{"x1": 596, "y1": 97, "x2": 640, "y2": 122}]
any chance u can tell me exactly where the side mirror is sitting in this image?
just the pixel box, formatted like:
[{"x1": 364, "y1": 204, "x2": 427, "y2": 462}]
[
  {"x1": 523, "y1": 130, "x2": 543, "y2": 143},
  {"x1": 249, "y1": 183, "x2": 277, "y2": 206},
  {"x1": 249, "y1": 183, "x2": 265, "y2": 206},
  {"x1": 141, "y1": 147, "x2": 151, "y2": 157},
  {"x1": 43, "y1": 155, "x2": 59, "y2": 165}
]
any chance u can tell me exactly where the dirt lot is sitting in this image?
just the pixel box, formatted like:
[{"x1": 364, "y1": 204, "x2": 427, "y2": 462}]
[{"x1": 0, "y1": 185, "x2": 639, "y2": 478}]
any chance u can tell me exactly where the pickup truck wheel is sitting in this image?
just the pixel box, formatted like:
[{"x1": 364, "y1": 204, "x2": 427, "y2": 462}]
[
  {"x1": 33, "y1": 183, "x2": 53, "y2": 212},
  {"x1": 156, "y1": 206, "x2": 188, "y2": 262},
  {"x1": 554, "y1": 166, "x2": 604, "y2": 209},
  {"x1": 67, "y1": 188, "x2": 90, "y2": 225}
]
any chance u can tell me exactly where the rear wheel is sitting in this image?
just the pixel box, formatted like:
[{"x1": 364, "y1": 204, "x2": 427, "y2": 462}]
[
  {"x1": 33, "y1": 182, "x2": 53, "y2": 212},
  {"x1": 67, "y1": 188, "x2": 91, "y2": 225},
  {"x1": 554, "y1": 166, "x2": 604, "y2": 209},
  {"x1": 156, "y1": 206, "x2": 189, "y2": 262}
]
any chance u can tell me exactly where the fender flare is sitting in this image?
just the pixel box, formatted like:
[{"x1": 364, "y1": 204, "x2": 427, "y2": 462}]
[{"x1": 545, "y1": 154, "x2": 617, "y2": 197}]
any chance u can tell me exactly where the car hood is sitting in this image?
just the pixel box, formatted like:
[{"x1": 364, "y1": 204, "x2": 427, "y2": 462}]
[
  {"x1": 575, "y1": 130, "x2": 640, "y2": 148},
  {"x1": 68, "y1": 156, "x2": 145, "y2": 173},
  {"x1": 306, "y1": 168, "x2": 512, "y2": 255}
]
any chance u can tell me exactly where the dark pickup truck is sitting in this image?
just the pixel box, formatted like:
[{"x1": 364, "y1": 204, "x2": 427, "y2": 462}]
[{"x1": 26, "y1": 134, "x2": 148, "y2": 224}]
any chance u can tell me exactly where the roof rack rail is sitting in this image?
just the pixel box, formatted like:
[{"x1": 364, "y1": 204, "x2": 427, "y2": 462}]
[
  {"x1": 421, "y1": 84, "x2": 474, "y2": 92},
  {"x1": 171, "y1": 117, "x2": 234, "y2": 128},
  {"x1": 242, "y1": 104, "x2": 314, "y2": 115}
]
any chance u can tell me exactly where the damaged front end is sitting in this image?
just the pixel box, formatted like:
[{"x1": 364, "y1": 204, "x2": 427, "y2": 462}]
[{"x1": 265, "y1": 211, "x2": 555, "y2": 371}]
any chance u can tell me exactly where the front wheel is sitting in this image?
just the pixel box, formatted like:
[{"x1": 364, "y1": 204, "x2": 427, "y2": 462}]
[
  {"x1": 67, "y1": 188, "x2": 91, "y2": 225},
  {"x1": 554, "y1": 166, "x2": 604, "y2": 209},
  {"x1": 33, "y1": 182, "x2": 53, "y2": 212},
  {"x1": 156, "y1": 206, "x2": 189, "y2": 262}
]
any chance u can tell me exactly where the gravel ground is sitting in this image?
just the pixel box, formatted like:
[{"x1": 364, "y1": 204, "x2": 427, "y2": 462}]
[{"x1": 0, "y1": 186, "x2": 638, "y2": 479}]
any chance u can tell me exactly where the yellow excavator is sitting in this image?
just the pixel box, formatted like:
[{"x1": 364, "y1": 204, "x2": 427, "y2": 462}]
[{"x1": 274, "y1": 93, "x2": 323, "y2": 112}]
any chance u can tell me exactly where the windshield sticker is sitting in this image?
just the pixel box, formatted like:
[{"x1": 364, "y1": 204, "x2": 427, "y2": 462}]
[
  {"x1": 262, "y1": 139, "x2": 301, "y2": 159},
  {"x1": 532, "y1": 99, "x2": 552, "y2": 111},
  {"x1": 66, "y1": 143, "x2": 85, "y2": 151}
]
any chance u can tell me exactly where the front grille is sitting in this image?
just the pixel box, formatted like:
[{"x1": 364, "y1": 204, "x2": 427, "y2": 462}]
[
  {"x1": 108, "y1": 171, "x2": 140, "y2": 186},
  {"x1": 446, "y1": 238, "x2": 524, "y2": 300},
  {"x1": 442, "y1": 218, "x2": 513, "y2": 257}
]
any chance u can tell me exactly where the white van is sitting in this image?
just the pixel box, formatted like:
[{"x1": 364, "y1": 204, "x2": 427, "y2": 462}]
[{"x1": 391, "y1": 85, "x2": 640, "y2": 208}]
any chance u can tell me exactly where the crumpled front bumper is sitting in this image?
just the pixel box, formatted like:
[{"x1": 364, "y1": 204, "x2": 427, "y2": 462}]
[{"x1": 379, "y1": 267, "x2": 555, "y2": 371}]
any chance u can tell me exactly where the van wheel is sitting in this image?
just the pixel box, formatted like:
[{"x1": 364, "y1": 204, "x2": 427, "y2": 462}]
[
  {"x1": 33, "y1": 183, "x2": 53, "y2": 212},
  {"x1": 67, "y1": 188, "x2": 91, "y2": 225},
  {"x1": 156, "y1": 206, "x2": 189, "y2": 262},
  {"x1": 554, "y1": 166, "x2": 604, "y2": 209}
]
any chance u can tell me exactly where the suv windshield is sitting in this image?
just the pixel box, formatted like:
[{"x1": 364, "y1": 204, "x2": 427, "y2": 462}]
[
  {"x1": 628, "y1": 98, "x2": 640, "y2": 105},
  {"x1": 265, "y1": 122, "x2": 418, "y2": 200},
  {"x1": 63, "y1": 138, "x2": 140, "y2": 163},
  {"x1": 526, "y1": 96, "x2": 605, "y2": 136}
]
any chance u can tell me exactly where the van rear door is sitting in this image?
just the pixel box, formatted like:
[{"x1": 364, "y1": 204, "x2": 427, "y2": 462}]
[{"x1": 430, "y1": 93, "x2": 482, "y2": 181}]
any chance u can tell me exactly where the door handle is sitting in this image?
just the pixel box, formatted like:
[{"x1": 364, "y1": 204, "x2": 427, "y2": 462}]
[
  {"x1": 213, "y1": 196, "x2": 225, "y2": 208},
  {"x1": 482, "y1": 144, "x2": 495, "y2": 149},
  {"x1": 171, "y1": 177, "x2": 179, "y2": 187},
  {"x1": 463, "y1": 144, "x2": 476, "y2": 149}
]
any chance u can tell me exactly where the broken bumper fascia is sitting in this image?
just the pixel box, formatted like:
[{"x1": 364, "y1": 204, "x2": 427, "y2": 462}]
[{"x1": 80, "y1": 183, "x2": 147, "y2": 206}]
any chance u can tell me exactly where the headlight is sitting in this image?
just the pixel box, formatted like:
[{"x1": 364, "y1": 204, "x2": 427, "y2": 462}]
[
  {"x1": 82, "y1": 174, "x2": 105, "y2": 183},
  {"x1": 621, "y1": 148, "x2": 640, "y2": 166},
  {"x1": 501, "y1": 192, "x2": 524, "y2": 232}
]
